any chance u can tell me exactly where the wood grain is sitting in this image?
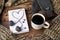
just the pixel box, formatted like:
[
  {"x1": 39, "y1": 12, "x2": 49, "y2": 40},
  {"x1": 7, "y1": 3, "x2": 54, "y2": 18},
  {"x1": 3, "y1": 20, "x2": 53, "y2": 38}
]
[
  {"x1": 1, "y1": 0, "x2": 60, "y2": 40},
  {"x1": 1, "y1": 2, "x2": 45, "y2": 40}
]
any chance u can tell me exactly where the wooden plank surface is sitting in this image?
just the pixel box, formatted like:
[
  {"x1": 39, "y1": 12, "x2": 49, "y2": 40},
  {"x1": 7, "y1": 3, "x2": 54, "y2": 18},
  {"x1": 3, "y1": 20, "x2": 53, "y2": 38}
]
[
  {"x1": 0, "y1": 0, "x2": 60, "y2": 40},
  {"x1": 1, "y1": 2, "x2": 45, "y2": 40}
]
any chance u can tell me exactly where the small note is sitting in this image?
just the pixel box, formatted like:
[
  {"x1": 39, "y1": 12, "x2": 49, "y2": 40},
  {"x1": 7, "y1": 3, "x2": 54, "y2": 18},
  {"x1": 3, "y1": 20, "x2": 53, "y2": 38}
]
[{"x1": 8, "y1": 8, "x2": 29, "y2": 34}]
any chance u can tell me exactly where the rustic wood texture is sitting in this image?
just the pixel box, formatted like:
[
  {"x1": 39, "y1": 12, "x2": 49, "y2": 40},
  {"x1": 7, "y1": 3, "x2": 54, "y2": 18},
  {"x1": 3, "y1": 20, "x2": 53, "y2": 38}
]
[
  {"x1": 5, "y1": 0, "x2": 33, "y2": 7},
  {"x1": 1, "y1": 2, "x2": 45, "y2": 40},
  {"x1": 0, "y1": 0, "x2": 60, "y2": 40},
  {"x1": 28, "y1": 13, "x2": 60, "y2": 40},
  {"x1": 1, "y1": 2, "x2": 32, "y2": 28}
]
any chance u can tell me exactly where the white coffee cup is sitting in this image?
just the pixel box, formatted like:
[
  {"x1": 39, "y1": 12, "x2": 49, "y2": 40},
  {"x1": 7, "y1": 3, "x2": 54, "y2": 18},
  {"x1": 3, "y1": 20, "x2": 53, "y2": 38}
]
[{"x1": 31, "y1": 13, "x2": 50, "y2": 30}]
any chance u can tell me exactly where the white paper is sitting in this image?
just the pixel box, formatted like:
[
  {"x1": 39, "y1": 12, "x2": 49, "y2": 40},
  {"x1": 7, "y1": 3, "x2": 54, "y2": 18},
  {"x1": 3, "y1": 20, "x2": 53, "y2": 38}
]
[{"x1": 8, "y1": 8, "x2": 29, "y2": 34}]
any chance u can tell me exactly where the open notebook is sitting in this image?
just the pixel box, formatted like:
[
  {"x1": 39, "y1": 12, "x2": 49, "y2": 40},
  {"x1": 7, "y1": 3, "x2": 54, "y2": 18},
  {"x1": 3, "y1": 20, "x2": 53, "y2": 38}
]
[{"x1": 8, "y1": 8, "x2": 29, "y2": 34}]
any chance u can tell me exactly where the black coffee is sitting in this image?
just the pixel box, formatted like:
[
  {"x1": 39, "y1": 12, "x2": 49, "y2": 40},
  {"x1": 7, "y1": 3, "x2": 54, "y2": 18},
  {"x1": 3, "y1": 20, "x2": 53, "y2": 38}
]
[{"x1": 32, "y1": 15, "x2": 44, "y2": 25}]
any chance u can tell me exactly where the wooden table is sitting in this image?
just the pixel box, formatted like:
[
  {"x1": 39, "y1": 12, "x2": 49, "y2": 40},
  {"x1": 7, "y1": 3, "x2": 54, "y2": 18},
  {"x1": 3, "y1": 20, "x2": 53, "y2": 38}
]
[
  {"x1": 0, "y1": 0, "x2": 60, "y2": 39},
  {"x1": 1, "y1": 2, "x2": 46, "y2": 40}
]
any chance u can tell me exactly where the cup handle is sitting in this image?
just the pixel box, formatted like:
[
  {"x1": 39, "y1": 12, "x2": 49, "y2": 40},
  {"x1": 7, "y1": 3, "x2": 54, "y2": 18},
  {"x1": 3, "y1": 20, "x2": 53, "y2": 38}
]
[{"x1": 43, "y1": 21, "x2": 50, "y2": 28}]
